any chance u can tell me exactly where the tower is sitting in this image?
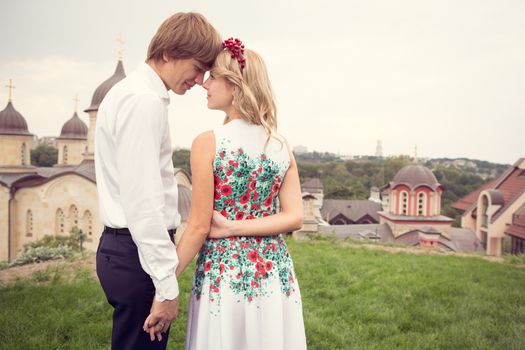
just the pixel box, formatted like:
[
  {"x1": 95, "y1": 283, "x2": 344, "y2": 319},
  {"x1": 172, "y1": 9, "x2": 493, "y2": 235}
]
[
  {"x1": 0, "y1": 80, "x2": 35, "y2": 173},
  {"x1": 375, "y1": 140, "x2": 383, "y2": 158},
  {"x1": 56, "y1": 97, "x2": 88, "y2": 166},
  {"x1": 83, "y1": 36, "x2": 126, "y2": 161}
]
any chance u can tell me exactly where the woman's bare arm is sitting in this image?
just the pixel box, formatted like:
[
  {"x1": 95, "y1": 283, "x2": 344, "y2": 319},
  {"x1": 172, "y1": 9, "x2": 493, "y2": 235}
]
[{"x1": 175, "y1": 131, "x2": 215, "y2": 276}]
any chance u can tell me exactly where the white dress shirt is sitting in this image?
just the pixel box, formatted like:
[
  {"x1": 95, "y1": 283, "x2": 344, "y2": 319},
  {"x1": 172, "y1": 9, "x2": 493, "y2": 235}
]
[{"x1": 95, "y1": 62, "x2": 181, "y2": 301}]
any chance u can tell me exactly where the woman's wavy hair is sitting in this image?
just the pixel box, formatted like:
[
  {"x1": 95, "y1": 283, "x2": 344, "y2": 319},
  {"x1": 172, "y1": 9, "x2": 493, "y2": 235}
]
[{"x1": 211, "y1": 49, "x2": 282, "y2": 147}]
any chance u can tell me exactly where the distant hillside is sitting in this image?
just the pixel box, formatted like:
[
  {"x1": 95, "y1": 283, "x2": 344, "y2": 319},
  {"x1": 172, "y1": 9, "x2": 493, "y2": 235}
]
[
  {"x1": 294, "y1": 151, "x2": 509, "y2": 180},
  {"x1": 424, "y1": 158, "x2": 509, "y2": 180},
  {"x1": 293, "y1": 151, "x2": 341, "y2": 163}
]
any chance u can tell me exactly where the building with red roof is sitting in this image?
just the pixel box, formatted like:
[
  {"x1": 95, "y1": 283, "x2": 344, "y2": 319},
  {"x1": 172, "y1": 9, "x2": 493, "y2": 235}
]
[
  {"x1": 452, "y1": 158, "x2": 525, "y2": 256},
  {"x1": 378, "y1": 164, "x2": 454, "y2": 247}
]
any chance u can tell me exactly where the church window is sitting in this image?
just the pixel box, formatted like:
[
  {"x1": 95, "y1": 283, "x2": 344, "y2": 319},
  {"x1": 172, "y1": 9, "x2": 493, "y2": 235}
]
[
  {"x1": 21, "y1": 143, "x2": 26, "y2": 165},
  {"x1": 417, "y1": 192, "x2": 427, "y2": 216},
  {"x1": 56, "y1": 208, "x2": 65, "y2": 235},
  {"x1": 63, "y1": 145, "x2": 68, "y2": 164},
  {"x1": 69, "y1": 205, "x2": 79, "y2": 227},
  {"x1": 83, "y1": 210, "x2": 93, "y2": 236},
  {"x1": 401, "y1": 191, "x2": 408, "y2": 215},
  {"x1": 26, "y1": 210, "x2": 33, "y2": 237}
]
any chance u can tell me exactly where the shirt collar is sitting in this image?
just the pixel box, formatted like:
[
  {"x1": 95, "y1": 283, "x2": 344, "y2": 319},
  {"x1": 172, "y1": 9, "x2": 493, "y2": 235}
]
[{"x1": 137, "y1": 62, "x2": 170, "y2": 103}]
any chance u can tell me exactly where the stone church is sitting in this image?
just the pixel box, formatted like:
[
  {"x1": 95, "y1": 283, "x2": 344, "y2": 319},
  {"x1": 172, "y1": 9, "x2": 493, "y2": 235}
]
[{"x1": 0, "y1": 58, "x2": 191, "y2": 262}]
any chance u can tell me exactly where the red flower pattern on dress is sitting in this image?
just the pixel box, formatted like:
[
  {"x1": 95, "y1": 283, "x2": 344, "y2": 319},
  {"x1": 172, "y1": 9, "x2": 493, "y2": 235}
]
[
  {"x1": 192, "y1": 145, "x2": 297, "y2": 306},
  {"x1": 248, "y1": 249, "x2": 259, "y2": 262},
  {"x1": 240, "y1": 192, "x2": 250, "y2": 204},
  {"x1": 221, "y1": 185, "x2": 233, "y2": 196}
]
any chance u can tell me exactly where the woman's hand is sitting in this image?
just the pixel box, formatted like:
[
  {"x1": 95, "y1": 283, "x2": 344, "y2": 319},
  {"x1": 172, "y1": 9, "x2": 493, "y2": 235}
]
[{"x1": 208, "y1": 210, "x2": 232, "y2": 239}]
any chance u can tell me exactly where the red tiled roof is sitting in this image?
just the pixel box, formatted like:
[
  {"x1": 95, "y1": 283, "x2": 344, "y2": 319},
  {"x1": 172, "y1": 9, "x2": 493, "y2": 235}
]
[
  {"x1": 492, "y1": 168, "x2": 525, "y2": 221},
  {"x1": 452, "y1": 159, "x2": 525, "y2": 219},
  {"x1": 452, "y1": 177, "x2": 499, "y2": 211}
]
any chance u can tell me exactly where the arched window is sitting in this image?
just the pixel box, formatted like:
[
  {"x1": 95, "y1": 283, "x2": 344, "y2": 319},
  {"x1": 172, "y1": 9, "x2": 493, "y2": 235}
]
[
  {"x1": 56, "y1": 208, "x2": 65, "y2": 235},
  {"x1": 482, "y1": 195, "x2": 489, "y2": 227},
  {"x1": 21, "y1": 143, "x2": 26, "y2": 165},
  {"x1": 69, "y1": 205, "x2": 79, "y2": 230},
  {"x1": 400, "y1": 191, "x2": 408, "y2": 215},
  {"x1": 63, "y1": 145, "x2": 68, "y2": 164},
  {"x1": 417, "y1": 192, "x2": 427, "y2": 216},
  {"x1": 83, "y1": 210, "x2": 93, "y2": 236},
  {"x1": 26, "y1": 209, "x2": 33, "y2": 237}
]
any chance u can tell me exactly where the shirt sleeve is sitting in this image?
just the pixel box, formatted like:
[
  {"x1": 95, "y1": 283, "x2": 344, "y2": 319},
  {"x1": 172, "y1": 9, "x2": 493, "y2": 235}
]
[{"x1": 114, "y1": 93, "x2": 179, "y2": 301}]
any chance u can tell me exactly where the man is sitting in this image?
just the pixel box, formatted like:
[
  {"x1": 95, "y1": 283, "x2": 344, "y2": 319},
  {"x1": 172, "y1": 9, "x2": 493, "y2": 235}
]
[{"x1": 95, "y1": 12, "x2": 222, "y2": 349}]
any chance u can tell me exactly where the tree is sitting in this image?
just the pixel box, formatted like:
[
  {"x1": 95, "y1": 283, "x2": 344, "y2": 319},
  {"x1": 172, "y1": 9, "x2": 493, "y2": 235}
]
[
  {"x1": 30, "y1": 144, "x2": 58, "y2": 167},
  {"x1": 172, "y1": 149, "x2": 191, "y2": 174}
]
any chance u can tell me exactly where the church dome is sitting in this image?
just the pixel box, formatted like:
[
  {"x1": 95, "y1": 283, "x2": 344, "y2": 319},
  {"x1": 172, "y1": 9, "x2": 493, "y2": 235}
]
[
  {"x1": 390, "y1": 164, "x2": 441, "y2": 190},
  {"x1": 84, "y1": 60, "x2": 126, "y2": 112},
  {"x1": 0, "y1": 101, "x2": 32, "y2": 136},
  {"x1": 58, "y1": 112, "x2": 88, "y2": 139}
]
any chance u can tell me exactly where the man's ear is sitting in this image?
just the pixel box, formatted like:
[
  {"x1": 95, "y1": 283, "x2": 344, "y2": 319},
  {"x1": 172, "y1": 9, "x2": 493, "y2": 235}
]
[{"x1": 162, "y1": 52, "x2": 170, "y2": 63}]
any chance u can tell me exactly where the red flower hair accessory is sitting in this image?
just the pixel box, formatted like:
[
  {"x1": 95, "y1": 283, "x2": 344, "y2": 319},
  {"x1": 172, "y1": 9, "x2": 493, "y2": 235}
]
[{"x1": 223, "y1": 37, "x2": 246, "y2": 70}]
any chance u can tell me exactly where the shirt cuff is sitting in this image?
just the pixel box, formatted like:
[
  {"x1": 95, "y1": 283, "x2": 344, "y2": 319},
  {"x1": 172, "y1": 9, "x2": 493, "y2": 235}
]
[{"x1": 152, "y1": 273, "x2": 179, "y2": 301}]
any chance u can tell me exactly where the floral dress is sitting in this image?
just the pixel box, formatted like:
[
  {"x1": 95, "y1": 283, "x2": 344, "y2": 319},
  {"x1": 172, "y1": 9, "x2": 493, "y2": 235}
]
[{"x1": 185, "y1": 119, "x2": 307, "y2": 350}]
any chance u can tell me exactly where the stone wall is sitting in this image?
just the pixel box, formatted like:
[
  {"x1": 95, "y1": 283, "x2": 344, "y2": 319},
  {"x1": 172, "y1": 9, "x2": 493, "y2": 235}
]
[{"x1": 10, "y1": 174, "x2": 102, "y2": 258}]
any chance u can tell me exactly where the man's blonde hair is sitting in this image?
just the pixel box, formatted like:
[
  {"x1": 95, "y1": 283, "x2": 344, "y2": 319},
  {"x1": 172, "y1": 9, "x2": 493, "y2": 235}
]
[{"x1": 147, "y1": 12, "x2": 222, "y2": 68}]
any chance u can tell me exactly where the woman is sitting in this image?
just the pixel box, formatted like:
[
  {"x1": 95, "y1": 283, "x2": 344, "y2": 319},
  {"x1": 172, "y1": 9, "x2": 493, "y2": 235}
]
[{"x1": 175, "y1": 38, "x2": 307, "y2": 350}]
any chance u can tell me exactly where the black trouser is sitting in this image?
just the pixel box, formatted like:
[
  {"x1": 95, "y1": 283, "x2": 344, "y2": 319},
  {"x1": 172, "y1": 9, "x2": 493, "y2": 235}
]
[{"x1": 96, "y1": 227, "x2": 175, "y2": 350}]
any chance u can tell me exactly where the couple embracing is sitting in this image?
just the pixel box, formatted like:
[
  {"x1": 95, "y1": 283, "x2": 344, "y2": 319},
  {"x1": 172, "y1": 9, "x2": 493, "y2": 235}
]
[{"x1": 95, "y1": 12, "x2": 307, "y2": 350}]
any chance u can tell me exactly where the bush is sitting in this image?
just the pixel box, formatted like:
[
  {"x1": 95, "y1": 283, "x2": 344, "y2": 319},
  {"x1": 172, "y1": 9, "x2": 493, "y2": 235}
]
[
  {"x1": 8, "y1": 228, "x2": 83, "y2": 267},
  {"x1": 9, "y1": 245, "x2": 73, "y2": 267},
  {"x1": 24, "y1": 227, "x2": 82, "y2": 251}
]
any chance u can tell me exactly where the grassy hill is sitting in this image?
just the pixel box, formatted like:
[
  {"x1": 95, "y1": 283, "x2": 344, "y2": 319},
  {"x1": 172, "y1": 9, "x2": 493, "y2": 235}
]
[{"x1": 1, "y1": 239, "x2": 524, "y2": 349}]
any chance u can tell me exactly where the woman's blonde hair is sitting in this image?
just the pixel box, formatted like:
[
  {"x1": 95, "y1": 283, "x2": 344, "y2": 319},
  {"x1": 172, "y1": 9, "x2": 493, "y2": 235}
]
[{"x1": 211, "y1": 49, "x2": 280, "y2": 145}]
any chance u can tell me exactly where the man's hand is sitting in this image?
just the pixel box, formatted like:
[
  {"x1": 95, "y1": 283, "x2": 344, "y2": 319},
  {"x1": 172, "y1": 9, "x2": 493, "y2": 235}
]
[
  {"x1": 143, "y1": 297, "x2": 179, "y2": 342},
  {"x1": 208, "y1": 210, "x2": 232, "y2": 239}
]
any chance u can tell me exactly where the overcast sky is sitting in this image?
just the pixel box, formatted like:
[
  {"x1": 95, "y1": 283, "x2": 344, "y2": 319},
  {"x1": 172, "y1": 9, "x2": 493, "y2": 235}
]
[{"x1": 1, "y1": 0, "x2": 524, "y2": 164}]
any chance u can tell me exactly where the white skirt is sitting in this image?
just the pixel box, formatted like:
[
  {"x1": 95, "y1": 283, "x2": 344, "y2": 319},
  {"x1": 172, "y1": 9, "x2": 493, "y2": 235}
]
[{"x1": 184, "y1": 236, "x2": 307, "y2": 350}]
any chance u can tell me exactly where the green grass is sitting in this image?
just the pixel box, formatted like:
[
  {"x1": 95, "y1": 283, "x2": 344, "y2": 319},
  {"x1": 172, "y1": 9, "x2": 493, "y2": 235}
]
[{"x1": 1, "y1": 240, "x2": 525, "y2": 349}]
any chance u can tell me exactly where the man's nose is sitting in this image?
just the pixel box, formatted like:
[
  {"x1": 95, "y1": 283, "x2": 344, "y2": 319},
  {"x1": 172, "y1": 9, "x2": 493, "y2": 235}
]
[{"x1": 195, "y1": 72, "x2": 205, "y2": 85}]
